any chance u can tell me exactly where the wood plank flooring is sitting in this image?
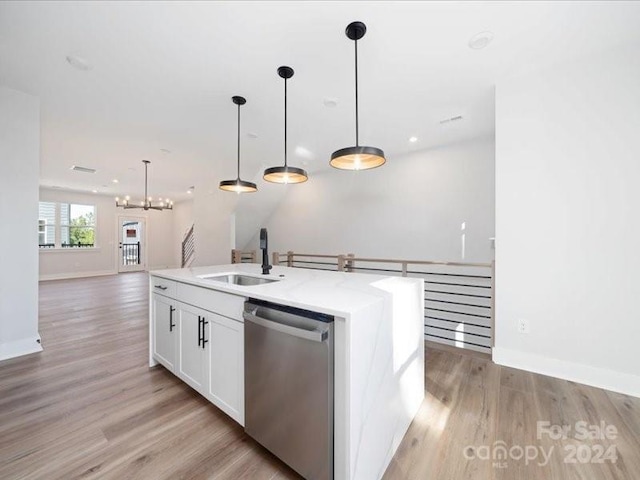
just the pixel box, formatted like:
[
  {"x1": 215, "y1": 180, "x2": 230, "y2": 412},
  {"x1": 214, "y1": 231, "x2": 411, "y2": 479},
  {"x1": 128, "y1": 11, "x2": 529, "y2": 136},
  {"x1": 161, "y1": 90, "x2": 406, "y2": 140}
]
[{"x1": 0, "y1": 272, "x2": 638, "y2": 479}]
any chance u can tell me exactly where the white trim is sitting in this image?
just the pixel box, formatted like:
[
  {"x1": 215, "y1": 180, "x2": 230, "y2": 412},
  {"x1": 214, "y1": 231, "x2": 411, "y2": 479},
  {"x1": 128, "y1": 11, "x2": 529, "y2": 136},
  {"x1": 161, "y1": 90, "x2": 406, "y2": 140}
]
[
  {"x1": 492, "y1": 347, "x2": 640, "y2": 398},
  {"x1": 0, "y1": 336, "x2": 43, "y2": 362},
  {"x1": 148, "y1": 264, "x2": 179, "y2": 270},
  {"x1": 39, "y1": 269, "x2": 117, "y2": 281},
  {"x1": 39, "y1": 247, "x2": 101, "y2": 253}
]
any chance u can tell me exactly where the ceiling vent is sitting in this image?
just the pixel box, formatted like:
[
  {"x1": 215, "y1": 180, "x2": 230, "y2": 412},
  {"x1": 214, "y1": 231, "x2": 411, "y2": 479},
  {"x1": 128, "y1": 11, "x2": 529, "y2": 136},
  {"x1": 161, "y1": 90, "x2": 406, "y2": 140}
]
[
  {"x1": 439, "y1": 115, "x2": 464, "y2": 125},
  {"x1": 70, "y1": 165, "x2": 96, "y2": 174}
]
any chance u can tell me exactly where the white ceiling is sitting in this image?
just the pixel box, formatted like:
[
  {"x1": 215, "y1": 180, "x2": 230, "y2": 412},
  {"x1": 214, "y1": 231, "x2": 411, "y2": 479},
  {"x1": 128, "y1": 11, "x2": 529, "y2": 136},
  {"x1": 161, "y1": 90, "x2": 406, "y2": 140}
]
[{"x1": 1, "y1": 1, "x2": 639, "y2": 201}]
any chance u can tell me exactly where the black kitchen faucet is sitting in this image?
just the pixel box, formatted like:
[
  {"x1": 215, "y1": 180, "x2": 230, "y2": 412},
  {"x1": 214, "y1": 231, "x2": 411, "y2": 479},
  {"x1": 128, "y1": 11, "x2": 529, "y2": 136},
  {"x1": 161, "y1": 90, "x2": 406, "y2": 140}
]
[{"x1": 260, "y1": 228, "x2": 272, "y2": 275}]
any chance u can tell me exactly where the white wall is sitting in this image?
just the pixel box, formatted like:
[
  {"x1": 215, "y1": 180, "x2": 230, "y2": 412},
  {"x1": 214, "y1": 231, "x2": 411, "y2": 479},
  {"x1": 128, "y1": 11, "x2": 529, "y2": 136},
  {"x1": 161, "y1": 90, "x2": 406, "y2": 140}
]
[
  {"x1": 494, "y1": 44, "x2": 640, "y2": 397},
  {"x1": 0, "y1": 86, "x2": 42, "y2": 360},
  {"x1": 191, "y1": 190, "x2": 238, "y2": 267},
  {"x1": 146, "y1": 207, "x2": 176, "y2": 270},
  {"x1": 39, "y1": 188, "x2": 177, "y2": 280},
  {"x1": 240, "y1": 136, "x2": 495, "y2": 263}
]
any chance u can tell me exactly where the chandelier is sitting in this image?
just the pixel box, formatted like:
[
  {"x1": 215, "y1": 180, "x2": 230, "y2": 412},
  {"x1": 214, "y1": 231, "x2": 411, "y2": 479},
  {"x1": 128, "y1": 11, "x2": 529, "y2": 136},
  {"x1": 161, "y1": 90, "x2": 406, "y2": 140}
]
[{"x1": 115, "y1": 160, "x2": 173, "y2": 210}]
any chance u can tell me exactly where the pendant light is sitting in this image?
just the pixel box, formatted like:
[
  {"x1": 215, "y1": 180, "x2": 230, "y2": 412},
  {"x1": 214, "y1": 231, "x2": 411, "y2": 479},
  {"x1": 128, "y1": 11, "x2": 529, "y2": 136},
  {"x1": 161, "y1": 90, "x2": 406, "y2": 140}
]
[
  {"x1": 263, "y1": 66, "x2": 308, "y2": 184},
  {"x1": 219, "y1": 96, "x2": 257, "y2": 193},
  {"x1": 115, "y1": 160, "x2": 173, "y2": 210},
  {"x1": 330, "y1": 21, "x2": 385, "y2": 171}
]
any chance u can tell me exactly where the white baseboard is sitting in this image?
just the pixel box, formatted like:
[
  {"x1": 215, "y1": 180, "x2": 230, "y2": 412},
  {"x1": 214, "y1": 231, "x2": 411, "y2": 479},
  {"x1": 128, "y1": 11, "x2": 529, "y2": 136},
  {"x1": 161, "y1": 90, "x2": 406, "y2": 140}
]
[
  {"x1": 493, "y1": 347, "x2": 640, "y2": 398},
  {"x1": 148, "y1": 264, "x2": 179, "y2": 271},
  {"x1": 0, "y1": 335, "x2": 43, "y2": 362},
  {"x1": 39, "y1": 269, "x2": 117, "y2": 281}
]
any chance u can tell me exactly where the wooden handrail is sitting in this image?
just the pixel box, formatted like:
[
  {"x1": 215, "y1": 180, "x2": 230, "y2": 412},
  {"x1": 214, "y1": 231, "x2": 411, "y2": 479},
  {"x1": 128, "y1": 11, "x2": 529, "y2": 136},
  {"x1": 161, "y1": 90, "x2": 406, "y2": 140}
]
[
  {"x1": 239, "y1": 251, "x2": 490, "y2": 269},
  {"x1": 344, "y1": 257, "x2": 492, "y2": 268},
  {"x1": 287, "y1": 253, "x2": 343, "y2": 259}
]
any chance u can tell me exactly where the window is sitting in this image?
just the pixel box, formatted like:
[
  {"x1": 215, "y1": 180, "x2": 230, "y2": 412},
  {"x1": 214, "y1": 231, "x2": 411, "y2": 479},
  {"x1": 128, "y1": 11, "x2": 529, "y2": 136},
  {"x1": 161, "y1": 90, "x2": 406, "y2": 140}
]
[
  {"x1": 61, "y1": 203, "x2": 96, "y2": 247},
  {"x1": 38, "y1": 219, "x2": 46, "y2": 244},
  {"x1": 38, "y1": 202, "x2": 56, "y2": 248},
  {"x1": 38, "y1": 202, "x2": 97, "y2": 249}
]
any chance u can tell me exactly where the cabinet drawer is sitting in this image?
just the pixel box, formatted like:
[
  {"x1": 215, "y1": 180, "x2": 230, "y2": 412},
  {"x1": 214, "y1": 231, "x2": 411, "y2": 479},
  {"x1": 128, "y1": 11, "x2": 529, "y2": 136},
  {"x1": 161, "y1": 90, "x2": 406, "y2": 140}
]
[
  {"x1": 150, "y1": 276, "x2": 177, "y2": 298},
  {"x1": 177, "y1": 283, "x2": 245, "y2": 321}
]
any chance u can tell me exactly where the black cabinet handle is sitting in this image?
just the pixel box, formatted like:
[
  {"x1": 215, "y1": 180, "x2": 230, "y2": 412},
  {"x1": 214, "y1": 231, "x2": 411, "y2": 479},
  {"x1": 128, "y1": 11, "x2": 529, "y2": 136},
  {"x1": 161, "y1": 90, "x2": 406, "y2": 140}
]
[
  {"x1": 201, "y1": 318, "x2": 208, "y2": 349},
  {"x1": 169, "y1": 306, "x2": 175, "y2": 332},
  {"x1": 154, "y1": 285, "x2": 168, "y2": 290},
  {"x1": 197, "y1": 316, "x2": 202, "y2": 347}
]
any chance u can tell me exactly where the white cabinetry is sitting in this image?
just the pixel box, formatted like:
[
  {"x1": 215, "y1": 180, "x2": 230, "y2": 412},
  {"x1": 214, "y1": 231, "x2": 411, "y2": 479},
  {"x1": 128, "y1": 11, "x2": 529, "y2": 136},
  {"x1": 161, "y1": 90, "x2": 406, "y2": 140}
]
[
  {"x1": 177, "y1": 302, "x2": 209, "y2": 392},
  {"x1": 207, "y1": 312, "x2": 244, "y2": 423},
  {"x1": 149, "y1": 276, "x2": 245, "y2": 425},
  {"x1": 151, "y1": 293, "x2": 177, "y2": 372}
]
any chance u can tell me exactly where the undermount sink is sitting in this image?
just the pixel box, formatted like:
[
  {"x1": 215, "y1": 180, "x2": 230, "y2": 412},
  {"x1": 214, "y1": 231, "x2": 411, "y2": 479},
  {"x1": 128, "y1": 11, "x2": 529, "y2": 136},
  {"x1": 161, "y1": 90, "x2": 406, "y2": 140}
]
[{"x1": 198, "y1": 273, "x2": 280, "y2": 286}]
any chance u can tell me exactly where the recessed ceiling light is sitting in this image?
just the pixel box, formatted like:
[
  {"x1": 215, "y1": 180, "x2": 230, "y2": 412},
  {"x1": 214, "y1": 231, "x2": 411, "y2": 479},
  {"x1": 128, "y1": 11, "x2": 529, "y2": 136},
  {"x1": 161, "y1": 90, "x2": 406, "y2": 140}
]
[
  {"x1": 468, "y1": 31, "x2": 494, "y2": 50},
  {"x1": 187, "y1": 190, "x2": 192, "y2": 194},
  {"x1": 92, "y1": 189, "x2": 98, "y2": 193},
  {"x1": 323, "y1": 98, "x2": 338, "y2": 108},
  {"x1": 409, "y1": 136, "x2": 418, "y2": 143},
  {"x1": 112, "y1": 179, "x2": 119, "y2": 184},
  {"x1": 66, "y1": 55, "x2": 92, "y2": 71}
]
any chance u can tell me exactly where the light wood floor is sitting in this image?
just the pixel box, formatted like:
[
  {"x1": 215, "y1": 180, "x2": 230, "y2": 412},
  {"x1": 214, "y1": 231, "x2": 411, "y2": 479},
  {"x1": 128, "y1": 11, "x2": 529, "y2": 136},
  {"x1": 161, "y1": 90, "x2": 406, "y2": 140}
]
[{"x1": 0, "y1": 273, "x2": 638, "y2": 480}]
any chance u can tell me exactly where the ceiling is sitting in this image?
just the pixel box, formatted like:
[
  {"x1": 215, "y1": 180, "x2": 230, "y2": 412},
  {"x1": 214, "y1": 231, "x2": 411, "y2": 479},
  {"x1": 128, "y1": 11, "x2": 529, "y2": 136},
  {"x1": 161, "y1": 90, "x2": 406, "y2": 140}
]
[{"x1": 1, "y1": 1, "x2": 639, "y2": 201}]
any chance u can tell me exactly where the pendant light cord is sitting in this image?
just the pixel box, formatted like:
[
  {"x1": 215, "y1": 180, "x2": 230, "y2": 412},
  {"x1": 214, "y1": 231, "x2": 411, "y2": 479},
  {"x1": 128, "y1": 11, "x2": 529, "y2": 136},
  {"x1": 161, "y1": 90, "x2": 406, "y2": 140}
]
[
  {"x1": 237, "y1": 103, "x2": 241, "y2": 179},
  {"x1": 355, "y1": 37, "x2": 359, "y2": 147},
  {"x1": 284, "y1": 76, "x2": 288, "y2": 168},
  {"x1": 144, "y1": 161, "x2": 148, "y2": 204}
]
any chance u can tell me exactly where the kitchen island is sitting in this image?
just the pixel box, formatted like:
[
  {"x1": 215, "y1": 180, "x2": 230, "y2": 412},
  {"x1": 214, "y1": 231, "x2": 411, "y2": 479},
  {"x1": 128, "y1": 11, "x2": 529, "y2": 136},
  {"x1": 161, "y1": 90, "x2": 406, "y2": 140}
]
[{"x1": 149, "y1": 263, "x2": 424, "y2": 480}]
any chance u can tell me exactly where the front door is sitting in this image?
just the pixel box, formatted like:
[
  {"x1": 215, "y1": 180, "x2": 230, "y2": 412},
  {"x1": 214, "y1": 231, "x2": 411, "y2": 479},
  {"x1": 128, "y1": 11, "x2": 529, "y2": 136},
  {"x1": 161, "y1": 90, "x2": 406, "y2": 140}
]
[{"x1": 118, "y1": 217, "x2": 146, "y2": 272}]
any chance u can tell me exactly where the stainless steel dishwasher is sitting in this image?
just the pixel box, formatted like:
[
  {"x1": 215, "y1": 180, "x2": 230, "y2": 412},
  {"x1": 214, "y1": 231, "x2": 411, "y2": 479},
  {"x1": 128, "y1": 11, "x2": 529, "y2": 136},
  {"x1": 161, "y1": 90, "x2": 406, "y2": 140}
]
[{"x1": 244, "y1": 299, "x2": 334, "y2": 480}]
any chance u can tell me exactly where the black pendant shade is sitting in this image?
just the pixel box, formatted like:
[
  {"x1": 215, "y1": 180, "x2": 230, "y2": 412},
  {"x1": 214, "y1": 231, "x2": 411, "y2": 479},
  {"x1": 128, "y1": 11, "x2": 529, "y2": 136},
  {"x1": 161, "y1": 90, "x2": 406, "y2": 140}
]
[
  {"x1": 330, "y1": 21, "x2": 385, "y2": 171},
  {"x1": 219, "y1": 96, "x2": 257, "y2": 193},
  {"x1": 263, "y1": 66, "x2": 308, "y2": 184}
]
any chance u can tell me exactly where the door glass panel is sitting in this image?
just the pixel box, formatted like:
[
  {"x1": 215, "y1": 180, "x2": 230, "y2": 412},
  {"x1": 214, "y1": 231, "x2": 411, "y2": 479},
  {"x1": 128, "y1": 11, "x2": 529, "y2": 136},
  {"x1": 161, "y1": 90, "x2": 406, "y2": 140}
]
[{"x1": 121, "y1": 221, "x2": 141, "y2": 266}]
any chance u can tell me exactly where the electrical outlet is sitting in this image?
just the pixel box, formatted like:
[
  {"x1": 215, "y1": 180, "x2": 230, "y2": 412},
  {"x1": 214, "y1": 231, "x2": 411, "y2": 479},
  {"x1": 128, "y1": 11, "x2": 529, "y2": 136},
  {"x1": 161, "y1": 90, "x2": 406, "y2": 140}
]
[{"x1": 517, "y1": 318, "x2": 530, "y2": 334}]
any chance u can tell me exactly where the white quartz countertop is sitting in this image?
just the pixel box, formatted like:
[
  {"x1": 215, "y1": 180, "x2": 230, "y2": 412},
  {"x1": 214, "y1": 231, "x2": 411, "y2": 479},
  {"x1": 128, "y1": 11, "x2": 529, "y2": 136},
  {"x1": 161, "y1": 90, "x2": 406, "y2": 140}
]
[{"x1": 150, "y1": 263, "x2": 421, "y2": 318}]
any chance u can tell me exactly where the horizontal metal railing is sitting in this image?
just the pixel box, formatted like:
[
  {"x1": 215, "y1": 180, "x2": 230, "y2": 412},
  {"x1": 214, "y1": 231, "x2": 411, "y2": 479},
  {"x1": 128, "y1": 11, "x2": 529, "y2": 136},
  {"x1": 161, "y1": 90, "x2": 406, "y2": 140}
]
[
  {"x1": 181, "y1": 224, "x2": 195, "y2": 268},
  {"x1": 267, "y1": 250, "x2": 495, "y2": 355}
]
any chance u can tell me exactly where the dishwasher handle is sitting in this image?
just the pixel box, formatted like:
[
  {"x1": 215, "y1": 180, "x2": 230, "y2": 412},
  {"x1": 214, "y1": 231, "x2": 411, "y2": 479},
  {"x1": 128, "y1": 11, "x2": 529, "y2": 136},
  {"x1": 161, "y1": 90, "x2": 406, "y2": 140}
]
[{"x1": 243, "y1": 311, "x2": 328, "y2": 343}]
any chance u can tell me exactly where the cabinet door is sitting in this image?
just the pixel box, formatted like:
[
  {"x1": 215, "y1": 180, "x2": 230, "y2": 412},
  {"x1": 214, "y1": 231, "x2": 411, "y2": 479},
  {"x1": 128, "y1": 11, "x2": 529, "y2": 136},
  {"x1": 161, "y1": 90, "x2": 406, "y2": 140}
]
[
  {"x1": 178, "y1": 303, "x2": 209, "y2": 393},
  {"x1": 207, "y1": 313, "x2": 244, "y2": 425},
  {"x1": 152, "y1": 294, "x2": 177, "y2": 372}
]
